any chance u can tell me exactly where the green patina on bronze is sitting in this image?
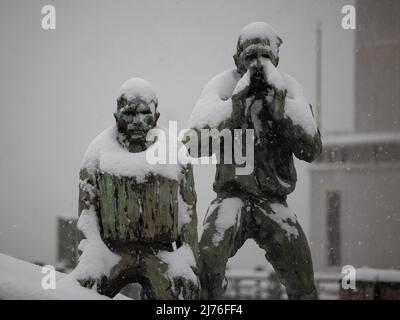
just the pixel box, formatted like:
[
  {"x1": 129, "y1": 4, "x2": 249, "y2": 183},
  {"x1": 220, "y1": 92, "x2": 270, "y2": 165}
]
[
  {"x1": 190, "y1": 23, "x2": 323, "y2": 300},
  {"x1": 97, "y1": 172, "x2": 179, "y2": 243}
]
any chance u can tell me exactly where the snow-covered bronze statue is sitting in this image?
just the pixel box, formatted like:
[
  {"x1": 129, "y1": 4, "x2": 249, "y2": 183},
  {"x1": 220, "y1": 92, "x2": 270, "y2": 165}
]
[
  {"x1": 70, "y1": 78, "x2": 200, "y2": 299},
  {"x1": 187, "y1": 22, "x2": 322, "y2": 299}
]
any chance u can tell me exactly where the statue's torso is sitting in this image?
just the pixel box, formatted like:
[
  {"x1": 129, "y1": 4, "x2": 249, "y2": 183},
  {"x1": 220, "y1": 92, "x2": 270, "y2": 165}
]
[
  {"x1": 98, "y1": 171, "x2": 179, "y2": 244},
  {"x1": 83, "y1": 126, "x2": 181, "y2": 244},
  {"x1": 214, "y1": 99, "x2": 297, "y2": 199}
]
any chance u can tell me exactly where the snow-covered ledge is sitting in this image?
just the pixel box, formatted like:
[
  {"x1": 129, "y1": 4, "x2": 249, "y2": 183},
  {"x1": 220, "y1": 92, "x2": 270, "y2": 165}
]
[{"x1": 0, "y1": 253, "x2": 129, "y2": 300}]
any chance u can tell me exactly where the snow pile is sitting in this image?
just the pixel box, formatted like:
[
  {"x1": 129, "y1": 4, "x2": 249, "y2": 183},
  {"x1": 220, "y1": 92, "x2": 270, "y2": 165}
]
[
  {"x1": 157, "y1": 244, "x2": 197, "y2": 286},
  {"x1": 68, "y1": 207, "x2": 121, "y2": 282},
  {"x1": 204, "y1": 198, "x2": 243, "y2": 246},
  {"x1": 0, "y1": 253, "x2": 128, "y2": 300},
  {"x1": 82, "y1": 125, "x2": 180, "y2": 182},
  {"x1": 117, "y1": 77, "x2": 157, "y2": 103}
]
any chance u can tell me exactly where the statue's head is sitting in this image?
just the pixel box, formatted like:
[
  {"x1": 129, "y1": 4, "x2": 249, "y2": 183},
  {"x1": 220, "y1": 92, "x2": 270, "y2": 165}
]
[
  {"x1": 114, "y1": 78, "x2": 160, "y2": 142},
  {"x1": 234, "y1": 22, "x2": 283, "y2": 75}
]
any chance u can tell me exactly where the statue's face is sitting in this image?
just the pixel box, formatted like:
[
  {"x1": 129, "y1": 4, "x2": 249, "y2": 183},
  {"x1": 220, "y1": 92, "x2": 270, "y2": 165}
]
[
  {"x1": 114, "y1": 96, "x2": 159, "y2": 141},
  {"x1": 235, "y1": 37, "x2": 280, "y2": 75}
]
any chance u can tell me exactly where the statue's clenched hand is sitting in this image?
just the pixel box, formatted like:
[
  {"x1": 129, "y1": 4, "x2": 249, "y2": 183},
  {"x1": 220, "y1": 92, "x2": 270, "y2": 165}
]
[
  {"x1": 260, "y1": 58, "x2": 287, "y2": 121},
  {"x1": 265, "y1": 84, "x2": 286, "y2": 121},
  {"x1": 231, "y1": 70, "x2": 251, "y2": 125}
]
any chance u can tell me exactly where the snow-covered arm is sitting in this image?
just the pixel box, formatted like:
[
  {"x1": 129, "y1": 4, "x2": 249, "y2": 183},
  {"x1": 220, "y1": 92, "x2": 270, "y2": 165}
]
[
  {"x1": 68, "y1": 167, "x2": 120, "y2": 292},
  {"x1": 177, "y1": 163, "x2": 198, "y2": 259},
  {"x1": 79, "y1": 167, "x2": 99, "y2": 215},
  {"x1": 71, "y1": 143, "x2": 120, "y2": 292},
  {"x1": 79, "y1": 141, "x2": 101, "y2": 215},
  {"x1": 152, "y1": 163, "x2": 200, "y2": 299},
  {"x1": 158, "y1": 162, "x2": 201, "y2": 299},
  {"x1": 185, "y1": 70, "x2": 241, "y2": 157},
  {"x1": 68, "y1": 207, "x2": 120, "y2": 290},
  {"x1": 278, "y1": 73, "x2": 322, "y2": 162}
]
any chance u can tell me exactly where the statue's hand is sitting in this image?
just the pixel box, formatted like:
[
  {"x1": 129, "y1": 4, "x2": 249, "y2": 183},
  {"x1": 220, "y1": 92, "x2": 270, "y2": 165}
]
[
  {"x1": 266, "y1": 85, "x2": 287, "y2": 121},
  {"x1": 258, "y1": 58, "x2": 287, "y2": 121},
  {"x1": 231, "y1": 70, "x2": 251, "y2": 124}
]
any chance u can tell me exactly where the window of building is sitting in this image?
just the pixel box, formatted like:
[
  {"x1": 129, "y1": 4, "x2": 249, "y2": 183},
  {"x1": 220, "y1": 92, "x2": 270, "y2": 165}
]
[{"x1": 326, "y1": 191, "x2": 341, "y2": 267}]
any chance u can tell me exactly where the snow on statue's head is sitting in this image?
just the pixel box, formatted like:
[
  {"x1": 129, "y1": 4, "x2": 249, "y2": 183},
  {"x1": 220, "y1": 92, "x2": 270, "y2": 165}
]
[
  {"x1": 234, "y1": 22, "x2": 283, "y2": 74},
  {"x1": 114, "y1": 77, "x2": 160, "y2": 141}
]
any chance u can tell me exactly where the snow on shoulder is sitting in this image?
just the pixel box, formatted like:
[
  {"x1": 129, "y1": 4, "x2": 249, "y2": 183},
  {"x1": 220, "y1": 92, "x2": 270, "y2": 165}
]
[
  {"x1": 81, "y1": 125, "x2": 181, "y2": 182},
  {"x1": 188, "y1": 66, "x2": 317, "y2": 137},
  {"x1": 188, "y1": 69, "x2": 241, "y2": 129},
  {"x1": 282, "y1": 73, "x2": 318, "y2": 136},
  {"x1": 118, "y1": 77, "x2": 157, "y2": 103}
]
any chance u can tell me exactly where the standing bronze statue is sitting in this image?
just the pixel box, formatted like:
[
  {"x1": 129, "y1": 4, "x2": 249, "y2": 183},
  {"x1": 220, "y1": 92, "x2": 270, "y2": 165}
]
[
  {"x1": 71, "y1": 78, "x2": 200, "y2": 299},
  {"x1": 188, "y1": 22, "x2": 322, "y2": 299}
]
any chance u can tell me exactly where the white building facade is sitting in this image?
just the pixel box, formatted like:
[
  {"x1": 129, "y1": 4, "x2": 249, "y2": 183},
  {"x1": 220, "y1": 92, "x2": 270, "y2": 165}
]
[{"x1": 310, "y1": 0, "x2": 400, "y2": 272}]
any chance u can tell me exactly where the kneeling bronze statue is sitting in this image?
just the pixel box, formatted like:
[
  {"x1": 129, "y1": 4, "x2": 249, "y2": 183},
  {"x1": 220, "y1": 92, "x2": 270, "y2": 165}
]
[{"x1": 71, "y1": 78, "x2": 200, "y2": 299}]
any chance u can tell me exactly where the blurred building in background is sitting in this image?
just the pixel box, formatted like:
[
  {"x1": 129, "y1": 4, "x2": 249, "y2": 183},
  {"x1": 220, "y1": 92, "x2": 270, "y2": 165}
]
[{"x1": 310, "y1": 0, "x2": 400, "y2": 272}]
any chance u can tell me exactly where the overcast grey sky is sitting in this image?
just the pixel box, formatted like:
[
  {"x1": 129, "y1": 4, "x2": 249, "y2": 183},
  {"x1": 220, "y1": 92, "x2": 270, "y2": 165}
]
[{"x1": 0, "y1": 0, "x2": 354, "y2": 269}]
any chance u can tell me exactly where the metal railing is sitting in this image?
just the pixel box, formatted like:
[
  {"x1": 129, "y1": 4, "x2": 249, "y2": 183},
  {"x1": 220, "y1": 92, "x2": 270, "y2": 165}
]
[{"x1": 224, "y1": 270, "x2": 341, "y2": 300}]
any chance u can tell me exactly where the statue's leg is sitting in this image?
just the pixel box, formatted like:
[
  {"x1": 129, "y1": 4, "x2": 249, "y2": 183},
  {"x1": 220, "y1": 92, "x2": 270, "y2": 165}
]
[
  {"x1": 140, "y1": 252, "x2": 176, "y2": 300},
  {"x1": 95, "y1": 247, "x2": 138, "y2": 297},
  {"x1": 199, "y1": 195, "x2": 249, "y2": 299},
  {"x1": 251, "y1": 199, "x2": 317, "y2": 299}
]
